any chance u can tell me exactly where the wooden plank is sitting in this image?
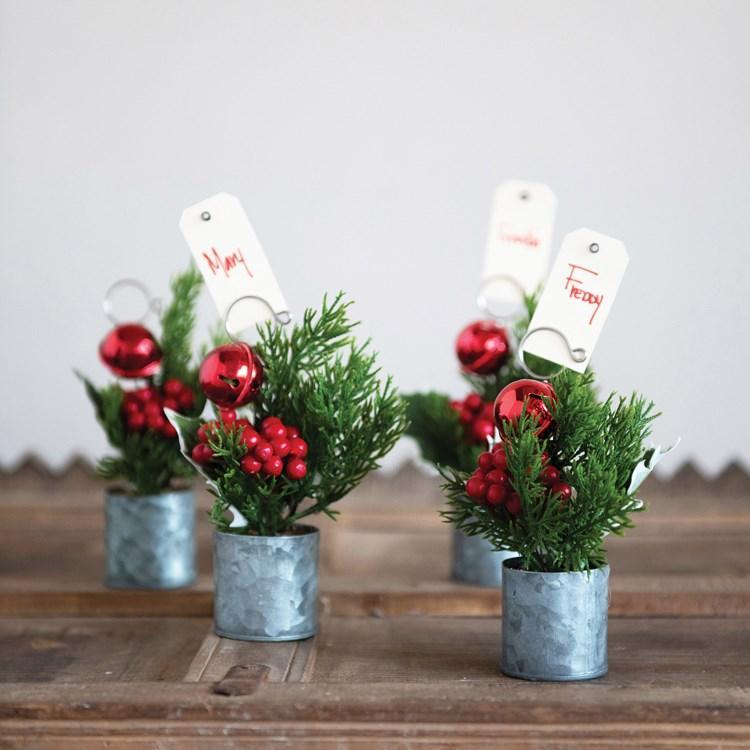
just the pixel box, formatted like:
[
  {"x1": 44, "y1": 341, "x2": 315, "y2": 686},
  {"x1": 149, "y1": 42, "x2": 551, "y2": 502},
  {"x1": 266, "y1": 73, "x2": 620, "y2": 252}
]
[
  {"x1": 0, "y1": 614, "x2": 748, "y2": 746},
  {"x1": 0, "y1": 617, "x2": 210, "y2": 683},
  {"x1": 1, "y1": 465, "x2": 749, "y2": 618}
]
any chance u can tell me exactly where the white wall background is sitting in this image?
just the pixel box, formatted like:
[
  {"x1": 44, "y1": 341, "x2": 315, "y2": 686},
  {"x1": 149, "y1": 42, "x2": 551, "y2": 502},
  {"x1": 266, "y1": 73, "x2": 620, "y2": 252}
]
[{"x1": 1, "y1": 0, "x2": 748, "y2": 476}]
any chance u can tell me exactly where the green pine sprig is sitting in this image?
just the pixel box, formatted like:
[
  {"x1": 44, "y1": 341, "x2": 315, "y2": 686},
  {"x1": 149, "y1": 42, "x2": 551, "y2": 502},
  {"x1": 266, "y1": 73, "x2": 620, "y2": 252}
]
[
  {"x1": 195, "y1": 292, "x2": 409, "y2": 536},
  {"x1": 441, "y1": 369, "x2": 658, "y2": 572}
]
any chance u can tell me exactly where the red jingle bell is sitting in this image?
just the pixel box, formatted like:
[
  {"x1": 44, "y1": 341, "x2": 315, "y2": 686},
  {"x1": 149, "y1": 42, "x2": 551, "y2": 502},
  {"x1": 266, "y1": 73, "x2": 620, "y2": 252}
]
[
  {"x1": 199, "y1": 342, "x2": 264, "y2": 408},
  {"x1": 455, "y1": 321, "x2": 510, "y2": 375},
  {"x1": 99, "y1": 324, "x2": 162, "y2": 378},
  {"x1": 494, "y1": 379, "x2": 556, "y2": 437}
]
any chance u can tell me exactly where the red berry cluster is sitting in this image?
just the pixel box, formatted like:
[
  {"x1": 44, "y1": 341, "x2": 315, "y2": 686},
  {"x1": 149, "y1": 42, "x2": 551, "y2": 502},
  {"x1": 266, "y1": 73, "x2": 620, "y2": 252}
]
[
  {"x1": 465, "y1": 444, "x2": 573, "y2": 516},
  {"x1": 191, "y1": 411, "x2": 308, "y2": 482},
  {"x1": 450, "y1": 393, "x2": 495, "y2": 445},
  {"x1": 121, "y1": 378, "x2": 195, "y2": 439}
]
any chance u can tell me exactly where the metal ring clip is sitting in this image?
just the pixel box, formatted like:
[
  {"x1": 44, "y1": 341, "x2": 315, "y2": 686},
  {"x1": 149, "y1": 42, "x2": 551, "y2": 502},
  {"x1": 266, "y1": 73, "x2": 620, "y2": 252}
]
[
  {"x1": 102, "y1": 278, "x2": 162, "y2": 324},
  {"x1": 476, "y1": 274, "x2": 527, "y2": 321},
  {"x1": 517, "y1": 326, "x2": 587, "y2": 379},
  {"x1": 223, "y1": 294, "x2": 292, "y2": 341}
]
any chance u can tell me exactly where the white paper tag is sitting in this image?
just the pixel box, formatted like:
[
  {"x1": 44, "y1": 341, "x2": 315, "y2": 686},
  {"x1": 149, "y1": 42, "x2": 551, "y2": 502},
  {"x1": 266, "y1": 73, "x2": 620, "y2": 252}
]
[
  {"x1": 522, "y1": 228, "x2": 629, "y2": 373},
  {"x1": 480, "y1": 180, "x2": 557, "y2": 315},
  {"x1": 179, "y1": 192, "x2": 288, "y2": 335}
]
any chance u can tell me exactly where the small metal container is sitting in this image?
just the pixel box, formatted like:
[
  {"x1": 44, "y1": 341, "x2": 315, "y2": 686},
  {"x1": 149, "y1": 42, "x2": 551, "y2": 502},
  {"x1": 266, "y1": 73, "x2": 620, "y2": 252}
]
[
  {"x1": 501, "y1": 558, "x2": 609, "y2": 681},
  {"x1": 105, "y1": 488, "x2": 196, "y2": 589},
  {"x1": 451, "y1": 528, "x2": 515, "y2": 587},
  {"x1": 214, "y1": 526, "x2": 319, "y2": 642}
]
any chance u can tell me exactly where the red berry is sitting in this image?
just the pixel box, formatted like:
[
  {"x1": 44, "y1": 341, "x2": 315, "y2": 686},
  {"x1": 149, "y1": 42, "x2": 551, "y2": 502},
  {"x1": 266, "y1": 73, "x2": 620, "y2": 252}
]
[
  {"x1": 285, "y1": 425, "x2": 301, "y2": 439},
  {"x1": 163, "y1": 378, "x2": 184, "y2": 398},
  {"x1": 541, "y1": 451, "x2": 550, "y2": 465},
  {"x1": 458, "y1": 409, "x2": 474, "y2": 426},
  {"x1": 219, "y1": 408, "x2": 237, "y2": 425},
  {"x1": 481, "y1": 402, "x2": 494, "y2": 420},
  {"x1": 240, "y1": 428, "x2": 261, "y2": 450},
  {"x1": 486, "y1": 483, "x2": 506, "y2": 505},
  {"x1": 465, "y1": 393, "x2": 483, "y2": 412},
  {"x1": 177, "y1": 390, "x2": 195, "y2": 411},
  {"x1": 135, "y1": 386, "x2": 159, "y2": 403},
  {"x1": 197, "y1": 421, "x2": 218, "y2": 443},
  {"x1": 126, "y1": 412, "x2": 145, "y2": 432},
  {"x1": 285, "y1": 457, "x2": 307, "y2": 480},
  {"x1": 236, "y1": 418, "x2": 251, "y2": 429},
  {"x1": 485, "y1": 469, "x2": 508, "y2": 487},
  {"x1": 161, "y1": 422, "x2": 178, "y2": 439},
  {"x1": 449, "y1": 400, "x2": 462, "y2": 412},
  {"x1": 465, "y1": 475, "x2": 488, "y2": 500},
  {"x1": 288, "y1": 438, "x2": 308, "y2": 458},
  {"x1": 471, "y1": 418, "x2": 494, "y2": 443},
  {"x1": 477, "y1": 452, "x2": 494, "y2": 471},
  {"x1": 492, "y1": 447, "x2": 508, "y2": 470},
  {"x1": 505, "y1": 493, "x2": 522, "y2": 516},
  {"x1": 144, "y1": 401, "x2": 163, "y2": 418},
  {"x1": 240, "y1": 455, "x2": 262, "y2": 474},
  {"x1": 191, "y1": 443, "x2": 213, "y2": 465},
  {"x1": 255, "y1": 441, "x2": 274, "y2": 462},
  {"x1": 264, "y1": 423, "x2": 287, "y2": 440},
  {"x1": 263, "y1": 456, "x2": 284, "y2": 477},
  {"x1": 540, "y1": 465, "x2": 561, "y2": 486},
  {"x1": 550, "y1": 482, "x2": 573, "y2": 504},
  {"x1": 146, "y1": 413, "x2": 166, "y2": 431},
  {"x1": 262, "y1": 416, "x2": 282, "y2": 431},
  {"x1": 123, "y1": 399, "x2": 141, "y2": 415},
  {"x1": 272, "y1": 437, "x2": 290, "y2": 457},
  {"x1": 163, "y1": 397, "x2": 179, "y2": 412}
]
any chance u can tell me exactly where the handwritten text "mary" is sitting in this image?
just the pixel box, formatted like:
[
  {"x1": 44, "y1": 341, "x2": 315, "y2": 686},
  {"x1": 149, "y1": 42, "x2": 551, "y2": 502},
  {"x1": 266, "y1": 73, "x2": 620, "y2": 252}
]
[
  {"x1": 201, "y1": 247, "x2": 254, "y2": 280},
  {"x1": 564, "y1": 264, "x2": 603, "y2": 325}
]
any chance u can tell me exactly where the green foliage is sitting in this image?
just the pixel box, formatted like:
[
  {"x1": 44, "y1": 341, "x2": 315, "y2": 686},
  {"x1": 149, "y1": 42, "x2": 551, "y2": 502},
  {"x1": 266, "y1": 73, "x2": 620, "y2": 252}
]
[
  {"x1": 405, "y1": 291, "x2": 544, "y2": 471},
  {"x1": 402, "y1": 392, "x2": 480, "y2": 473},
  {"x1": 78, "y1": 266, "x2": 204, "y2": 495},
  {"x1": 187, "y1": 292, "x2": 408, "y2": 536},
  {"x1": 441, "y1": 369, "x2": 658, "y2": 572},
  {"x1": 159, "y1": 265, "x2": 204, "y2": 389}
]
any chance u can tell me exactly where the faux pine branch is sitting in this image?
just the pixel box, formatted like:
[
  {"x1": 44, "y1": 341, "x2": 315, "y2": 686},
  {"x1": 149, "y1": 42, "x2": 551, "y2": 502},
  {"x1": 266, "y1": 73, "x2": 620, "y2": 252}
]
[
  {"x1": 188, "y1": 292, "x2": 409, "y2": 536},
  {"x1": 441, "y1": 369, "x2": 658, "y2": 572}
]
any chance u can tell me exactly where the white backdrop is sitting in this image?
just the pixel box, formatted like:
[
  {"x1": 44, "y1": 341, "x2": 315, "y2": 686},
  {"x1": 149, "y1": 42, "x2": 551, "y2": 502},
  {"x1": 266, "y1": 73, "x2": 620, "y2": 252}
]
[{"x1": 1, "y1": 0, "x2": 748, "y2": 476}]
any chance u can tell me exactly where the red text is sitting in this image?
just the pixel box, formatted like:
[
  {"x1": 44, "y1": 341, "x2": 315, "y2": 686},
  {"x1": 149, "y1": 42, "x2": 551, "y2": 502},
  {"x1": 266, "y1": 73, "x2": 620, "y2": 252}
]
[
  {"x1": 564, "y1": 264, "x2": 602, "y2": 325},
  {"x1": 498, "y1": 223, "x2": 540, "y2": 248},
  {"x1": 202, "y1": 246, "x2": 253, "y2": 280}
]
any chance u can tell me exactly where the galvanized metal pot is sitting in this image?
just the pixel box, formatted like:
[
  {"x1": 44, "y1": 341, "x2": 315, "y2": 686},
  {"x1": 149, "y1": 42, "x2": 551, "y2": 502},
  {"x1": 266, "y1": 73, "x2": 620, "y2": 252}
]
[
  {"x1": 501, "y1": 558, "x2": 609, "y2": 681},
  {"x1": 213, "y1": 525, "x2": 319, "y2": 642},
  {"x1": 105, "y1": 488, "x2": 196, "y2": 589},
  {"x1": 451, "y1": 527, "x2": 515, "y2": 587}
]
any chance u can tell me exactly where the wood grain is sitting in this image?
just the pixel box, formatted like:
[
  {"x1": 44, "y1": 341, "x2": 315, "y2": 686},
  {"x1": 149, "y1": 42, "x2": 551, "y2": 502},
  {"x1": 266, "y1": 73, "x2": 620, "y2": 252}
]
[{"x1": 0, "y1": 614, "x2": 748, "y2": 746}]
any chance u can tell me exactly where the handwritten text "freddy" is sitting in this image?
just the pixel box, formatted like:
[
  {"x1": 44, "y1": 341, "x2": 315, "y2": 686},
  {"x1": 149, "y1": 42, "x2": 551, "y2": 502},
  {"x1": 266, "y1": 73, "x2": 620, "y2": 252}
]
[{"x1": 564, "y1": 264, "x2": 603, "y2": 325}]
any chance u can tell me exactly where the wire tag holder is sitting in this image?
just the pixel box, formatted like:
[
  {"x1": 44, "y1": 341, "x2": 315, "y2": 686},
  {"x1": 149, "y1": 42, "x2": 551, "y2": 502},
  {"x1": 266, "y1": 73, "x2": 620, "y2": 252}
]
[{"x1": 102, "y1": 278, "x2": 162, "y2": 325}]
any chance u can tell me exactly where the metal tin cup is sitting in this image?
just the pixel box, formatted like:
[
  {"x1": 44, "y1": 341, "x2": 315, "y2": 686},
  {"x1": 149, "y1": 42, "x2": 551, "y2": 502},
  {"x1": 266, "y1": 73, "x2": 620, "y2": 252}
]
[
  {"x1": 451, "y1": 527, "x2": 515, "y2": 587},
  {"x1": 501, "y1": 557, "x2": 609, "y2": 681},
  {"x1": 104, "y1": 488, "x2": 196, "y2": 589},
  {"x1": 214, "y1": 525, "x2": 319, "y2": 642}
]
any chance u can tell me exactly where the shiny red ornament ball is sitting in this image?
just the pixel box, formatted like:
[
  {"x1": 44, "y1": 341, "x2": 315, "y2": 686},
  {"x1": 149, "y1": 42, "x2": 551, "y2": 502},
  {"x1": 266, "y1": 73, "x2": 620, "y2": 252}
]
[
  {"x1": 494, "y1": 379, "x2": 556, "y2": 437},
  {"x1": 99, "y1": 324, "x2": 162, "y2": 378},
  {"x1": 455, "y1": 321, "x2": 510, "y2": 375},
  {"x1": 199, "y1": 343, "x2": 264, "y2": 408}
]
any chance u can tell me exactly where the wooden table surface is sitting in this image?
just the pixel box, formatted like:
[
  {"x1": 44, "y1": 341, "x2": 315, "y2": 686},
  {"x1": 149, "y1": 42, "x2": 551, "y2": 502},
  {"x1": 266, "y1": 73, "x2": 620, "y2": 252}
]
[{"x1": 1, "y1": 460, "x2": 749, "y2": 748}]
